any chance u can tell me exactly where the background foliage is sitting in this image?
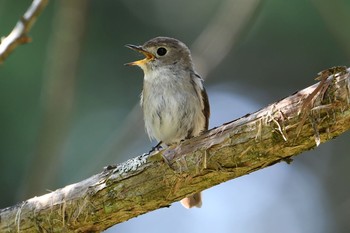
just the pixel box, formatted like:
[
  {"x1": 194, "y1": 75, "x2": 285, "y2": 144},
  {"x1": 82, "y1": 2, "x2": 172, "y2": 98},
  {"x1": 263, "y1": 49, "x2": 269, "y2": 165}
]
[{"x1": 0, "y1": 0, "x2": 349, "y2": 232}]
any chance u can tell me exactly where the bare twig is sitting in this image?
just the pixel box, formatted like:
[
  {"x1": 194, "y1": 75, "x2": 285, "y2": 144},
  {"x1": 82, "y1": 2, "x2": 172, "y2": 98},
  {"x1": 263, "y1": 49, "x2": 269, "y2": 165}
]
[
  {"x1": 1, "y1": 67, "x2": 349, "y2": 232},
  {"x1": 0, "y1": 0, "x2": 49, "y2": 63}
]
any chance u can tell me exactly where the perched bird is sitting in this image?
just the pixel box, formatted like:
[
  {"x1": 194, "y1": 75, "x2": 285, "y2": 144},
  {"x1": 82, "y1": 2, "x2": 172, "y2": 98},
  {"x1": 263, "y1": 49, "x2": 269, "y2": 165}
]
[{"x1": 126, "y1": 36, "x2": 210, "y2": 208}]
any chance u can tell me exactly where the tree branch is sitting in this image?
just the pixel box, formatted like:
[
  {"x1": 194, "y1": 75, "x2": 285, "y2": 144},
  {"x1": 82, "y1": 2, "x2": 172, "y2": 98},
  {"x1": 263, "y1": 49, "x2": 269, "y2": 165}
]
[
  {"x1": 1, "y1": 67, "x2": 350, "y2": 232},
  {"x1": 0, "y1": 0, "x2": 49, "y2": 63}
]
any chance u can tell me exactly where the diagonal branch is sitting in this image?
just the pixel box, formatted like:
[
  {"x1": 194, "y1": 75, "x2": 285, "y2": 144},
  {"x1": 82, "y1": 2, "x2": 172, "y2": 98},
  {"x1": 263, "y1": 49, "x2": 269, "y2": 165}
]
[
  {"x1": 0, "y1": 0, "x2": 49, "y2": 63},
  {"x1": 1, "y1": 67, "x2": 350, "y2": 232}
]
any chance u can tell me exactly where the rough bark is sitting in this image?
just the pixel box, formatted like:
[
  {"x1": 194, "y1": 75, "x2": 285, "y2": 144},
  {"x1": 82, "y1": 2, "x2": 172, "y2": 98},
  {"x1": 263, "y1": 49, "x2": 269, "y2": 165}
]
[{"x1": 0, "y1": 67, "x2": 349, "y2": 232}]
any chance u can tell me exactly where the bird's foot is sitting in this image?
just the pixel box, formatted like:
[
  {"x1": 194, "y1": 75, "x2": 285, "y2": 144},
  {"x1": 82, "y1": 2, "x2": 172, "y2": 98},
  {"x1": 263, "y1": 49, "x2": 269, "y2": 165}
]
[{"x1": 148, "y1": 141, "x2": 163, "y2": 155}]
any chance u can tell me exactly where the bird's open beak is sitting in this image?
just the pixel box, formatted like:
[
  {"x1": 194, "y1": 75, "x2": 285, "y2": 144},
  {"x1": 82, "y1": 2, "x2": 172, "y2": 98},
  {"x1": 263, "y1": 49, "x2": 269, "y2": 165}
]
[{"x1": 125, "y1": 44, "x2": 155, "y2": 66}]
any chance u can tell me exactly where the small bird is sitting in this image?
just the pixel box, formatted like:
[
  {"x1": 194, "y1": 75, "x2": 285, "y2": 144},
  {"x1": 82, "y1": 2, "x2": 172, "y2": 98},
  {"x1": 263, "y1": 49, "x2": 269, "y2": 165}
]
[{"x1": 126, "y1": 37, "x2": 210, "y2": 209}]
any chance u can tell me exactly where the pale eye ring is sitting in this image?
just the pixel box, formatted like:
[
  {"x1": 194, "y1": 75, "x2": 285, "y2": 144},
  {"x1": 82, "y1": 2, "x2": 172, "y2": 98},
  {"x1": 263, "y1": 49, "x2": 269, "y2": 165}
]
[{"x1": 157, "y1": 47, "x2": 167, "y2": 56}]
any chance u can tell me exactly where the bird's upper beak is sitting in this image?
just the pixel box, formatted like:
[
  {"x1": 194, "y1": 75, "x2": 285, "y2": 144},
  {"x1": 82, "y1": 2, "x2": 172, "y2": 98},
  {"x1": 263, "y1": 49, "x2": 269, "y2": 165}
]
[{"x1": 125, "y1": 44, "x2": 155, "y2": 66}]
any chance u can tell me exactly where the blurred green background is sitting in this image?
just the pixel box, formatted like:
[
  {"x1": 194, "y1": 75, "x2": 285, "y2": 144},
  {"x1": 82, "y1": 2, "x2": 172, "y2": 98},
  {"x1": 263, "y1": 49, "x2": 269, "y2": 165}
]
[{"x1": 1, "y1": 0, "x2": 350, "y2": 232}]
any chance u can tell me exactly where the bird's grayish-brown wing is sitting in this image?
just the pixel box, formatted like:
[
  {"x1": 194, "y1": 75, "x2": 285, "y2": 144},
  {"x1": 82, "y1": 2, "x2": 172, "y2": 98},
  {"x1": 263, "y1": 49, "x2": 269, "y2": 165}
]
[{"x1": 193, "y1": 73, "x2": 210, "y2": 131}]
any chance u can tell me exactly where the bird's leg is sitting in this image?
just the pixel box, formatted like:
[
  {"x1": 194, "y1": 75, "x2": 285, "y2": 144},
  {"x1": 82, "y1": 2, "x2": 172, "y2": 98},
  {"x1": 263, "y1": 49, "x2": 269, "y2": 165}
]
[
  {"x1": 148, "y1": 141, "x2": 163, "y2": 154},
  {"x1": 148, "y1": 141, "x2": 174, "y2": 167}
]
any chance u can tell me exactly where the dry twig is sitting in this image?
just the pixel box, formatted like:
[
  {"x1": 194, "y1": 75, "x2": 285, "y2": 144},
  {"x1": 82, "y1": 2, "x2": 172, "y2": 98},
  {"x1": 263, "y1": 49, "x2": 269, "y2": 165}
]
[{"x1": 0, "y1": 0, "x2": 48, "y2": 63}]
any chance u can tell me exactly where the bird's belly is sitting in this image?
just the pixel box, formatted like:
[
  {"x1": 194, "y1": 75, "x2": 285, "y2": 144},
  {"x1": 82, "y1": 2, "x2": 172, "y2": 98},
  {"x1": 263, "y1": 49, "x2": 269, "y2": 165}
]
[
  {"x1": 149, "y1": 112, "x2": 182, "y2": 143},
  {"x1": 143, "y1": 94, "x2": 204, "y2": 145},
  {"x1": 144, "y1": 101, "x2": 184, "y2": 144}
]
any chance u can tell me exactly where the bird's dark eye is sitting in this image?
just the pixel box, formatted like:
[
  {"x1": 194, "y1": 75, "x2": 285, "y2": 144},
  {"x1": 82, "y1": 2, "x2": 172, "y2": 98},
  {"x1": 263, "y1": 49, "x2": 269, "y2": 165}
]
[{"x1": 157, "y1": 47, "x2": 167, "y2": 56}]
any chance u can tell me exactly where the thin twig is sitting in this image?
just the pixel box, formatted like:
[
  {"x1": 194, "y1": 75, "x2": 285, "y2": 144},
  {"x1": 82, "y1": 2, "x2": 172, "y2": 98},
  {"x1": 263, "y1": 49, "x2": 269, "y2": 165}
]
[{"x1": 0, "y1": 0, "x2": 49, "y2": 63}]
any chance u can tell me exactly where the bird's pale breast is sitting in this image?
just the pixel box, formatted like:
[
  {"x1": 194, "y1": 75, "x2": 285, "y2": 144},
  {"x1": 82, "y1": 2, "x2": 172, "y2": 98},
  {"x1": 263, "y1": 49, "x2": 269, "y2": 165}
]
[{"x1": 141, "y1": 69, "x2": 205, "y2": 145}]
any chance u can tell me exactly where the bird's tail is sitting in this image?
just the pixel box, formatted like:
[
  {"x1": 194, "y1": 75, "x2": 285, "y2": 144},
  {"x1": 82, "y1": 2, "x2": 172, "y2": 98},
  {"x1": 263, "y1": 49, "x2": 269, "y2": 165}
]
[{"x1": 180, "y1": 192, "x2": 202, "y2": 208}]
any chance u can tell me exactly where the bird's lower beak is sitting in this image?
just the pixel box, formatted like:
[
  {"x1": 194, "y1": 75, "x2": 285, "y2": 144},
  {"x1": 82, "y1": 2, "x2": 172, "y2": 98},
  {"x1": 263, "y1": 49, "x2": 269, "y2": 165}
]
[{"x1": 125, "y1": 44, "x2": 155, "y2": 66}]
